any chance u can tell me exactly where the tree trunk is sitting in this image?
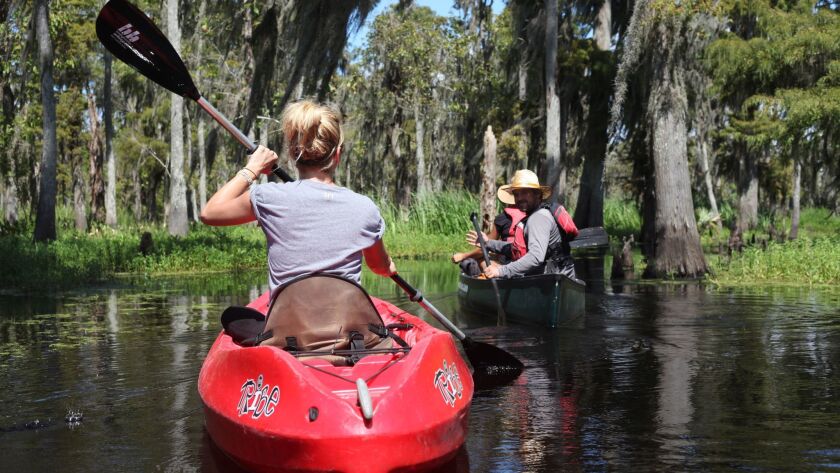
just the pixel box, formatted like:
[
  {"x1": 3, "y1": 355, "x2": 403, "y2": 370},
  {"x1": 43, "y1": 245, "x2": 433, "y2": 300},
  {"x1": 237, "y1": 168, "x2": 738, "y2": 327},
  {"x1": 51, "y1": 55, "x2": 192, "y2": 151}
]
[
  {"x1": 574, "y1": 0, "x2": 611, "y2": 228},
  {"x1": 241, "y1": 4, "x2": 278, "y2": 138},
  {"x1": 3, "y1": 178, "x2": 18, "y2": 223},
  {"x1": 104, "y1": 53, "x2": 118, "y2": 227},
  {"x1": 343, "y1": 142, "x2": 353, "y2": 188},
  {"x1": 389, "y1": 113, "x2": 407, "y2": 204},
  {"x1": 133, "y1": 166, "x2": 142, "y2": 221},
  {"x1": 147, "y1": 170, "x2": 161, "y2": 222},
  {"x1": 431, "y1": 87, "x2": 445, "y2": 192},
  {"x1": 195, "y1": 0, "x2": 208, "y2": 209},
  {"x1": 33, "y1": 0, "x2": 57, "y2": 242},
  {"x1": 736, "y1": 146, "x2": 759, "y2": 234},
  {"x1": 639, "y1": 145, "x2": 657, "y2": 258},
  {"x1": 789, "y1": 157, "x2": 801, "y2": 240},
  {"x1": 518, "y1": 58, "x2": 528, "y2": 102},
  {"x1": 414, "y1": 102, "x2": 427, "y2": 194},
  {"x1": 698, "y1": 134, "x2": 721, "y2": 231},
  {"x1": 185, "y1": 110, "x2": 197, "y2": 222},
  {"x1": 3, "y1": 157, "x2": 19, "y2": 223},
  {"x1": 544, "y1": 0, "x2": 564, "y2": 199},
  {"x1": 198, "y1": 118, "x2": 208, "y2": 209},
  {"x1": 644, "y1": 24, "x2": 707, "y2": 278},
  {"x1": 87, "y1": 94, "x2": 106, "y2": 224},
  {"x1": 480, "y1": 126, "x2": 498, "y2": 232},
  {"x1": 73, "y1": 164, "x2": 88, "y2": 232},
  {"x1": 166, "y1": 0, "x2": 189, "y2": 236}
]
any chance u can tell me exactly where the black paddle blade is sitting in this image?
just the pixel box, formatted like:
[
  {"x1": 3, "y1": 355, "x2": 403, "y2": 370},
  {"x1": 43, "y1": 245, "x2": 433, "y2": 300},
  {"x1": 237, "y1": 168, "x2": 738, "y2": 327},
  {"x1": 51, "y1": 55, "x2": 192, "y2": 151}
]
[
  {"x1": 220, "y1": 306, "x2": 266, "y2": 345},
  {"x1": 462, "y1": 337, "x2": 523, "y2": 388},
  {"x1": 569, "y1": 226, "x2": 609, "y2": 250},
  {"x1": 96, "y1": 0, "x2": 199, "y2": 100}
]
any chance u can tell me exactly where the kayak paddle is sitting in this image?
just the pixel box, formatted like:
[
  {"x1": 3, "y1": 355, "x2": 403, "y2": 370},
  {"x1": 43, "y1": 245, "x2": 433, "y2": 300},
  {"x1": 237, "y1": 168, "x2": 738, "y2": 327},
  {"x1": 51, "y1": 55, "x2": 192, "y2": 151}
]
[
  {"x1": 95, "y1": 0, "x2": 293, "y2": 182},
  {"x1": 470, "y1": 212, "x2": 508, "y2": 323},
  {"x1": 390, "y1": 273, "x2": 523, "y2": 385}
]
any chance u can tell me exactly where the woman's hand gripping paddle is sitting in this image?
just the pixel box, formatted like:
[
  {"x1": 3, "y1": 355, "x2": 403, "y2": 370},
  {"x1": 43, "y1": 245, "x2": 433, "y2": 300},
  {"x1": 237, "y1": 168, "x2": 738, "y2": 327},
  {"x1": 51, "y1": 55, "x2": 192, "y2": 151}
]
[
  {"x1": 96, "y1": 0, "x2": 293, "y2": 182},
  {"x1": 391, "y1": 274, "x2": 522, "y2": 387}
]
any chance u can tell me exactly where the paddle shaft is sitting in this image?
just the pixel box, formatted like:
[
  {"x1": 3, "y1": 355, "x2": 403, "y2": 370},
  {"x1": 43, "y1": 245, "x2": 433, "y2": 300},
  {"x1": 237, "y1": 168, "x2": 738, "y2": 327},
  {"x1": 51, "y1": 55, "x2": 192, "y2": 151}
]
[
  {"x1": 196, "y1": 97, "x2": 293, "y2": 182},
  {"x1": 469, "y1": 213, "x2": 494, "y2": 268},
  {"x1": 96, "y1": 1, "x2": 293, "y2": 183},
  {"x1": 469, "y1": 213, "x2": 507, "y2": 320},
  {"x1": 391, "y1": 272, "x2": 524, "y2": 384},
  {"x1": 390, "y1": 274, "x2": 467, "y2": 340}
]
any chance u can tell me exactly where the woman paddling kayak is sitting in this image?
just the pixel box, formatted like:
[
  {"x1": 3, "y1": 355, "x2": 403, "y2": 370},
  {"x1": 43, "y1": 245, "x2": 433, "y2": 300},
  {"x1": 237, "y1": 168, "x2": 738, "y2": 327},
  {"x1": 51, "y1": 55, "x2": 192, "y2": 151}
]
[
  {"x1": 200, "y1": 100, "x2": 397, "y2": 296},
  {"x1": 197, "y1": 101, "x2": 474, "y2": 472}
]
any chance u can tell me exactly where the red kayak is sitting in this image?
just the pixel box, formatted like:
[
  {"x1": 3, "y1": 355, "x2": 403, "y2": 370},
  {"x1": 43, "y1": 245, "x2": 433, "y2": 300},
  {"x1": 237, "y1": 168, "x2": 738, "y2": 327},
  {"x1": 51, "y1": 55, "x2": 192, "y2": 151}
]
[{"x1": 198, "y1": 277, "x2": 474, "y2": 473}]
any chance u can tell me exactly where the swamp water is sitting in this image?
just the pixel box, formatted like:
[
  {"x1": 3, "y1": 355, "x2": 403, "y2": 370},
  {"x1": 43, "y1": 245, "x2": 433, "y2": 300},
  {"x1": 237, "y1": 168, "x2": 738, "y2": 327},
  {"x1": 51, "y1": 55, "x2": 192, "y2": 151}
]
[{"x1": 1, "y1": 259, "x2": 839, "y2": 472}]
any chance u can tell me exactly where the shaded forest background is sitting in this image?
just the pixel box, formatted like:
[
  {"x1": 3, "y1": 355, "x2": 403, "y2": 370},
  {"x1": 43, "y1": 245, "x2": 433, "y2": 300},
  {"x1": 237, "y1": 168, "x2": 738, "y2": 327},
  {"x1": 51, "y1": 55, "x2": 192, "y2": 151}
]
[{"x1": 1, "y1": 0, "x2": 839, "y2": 278}]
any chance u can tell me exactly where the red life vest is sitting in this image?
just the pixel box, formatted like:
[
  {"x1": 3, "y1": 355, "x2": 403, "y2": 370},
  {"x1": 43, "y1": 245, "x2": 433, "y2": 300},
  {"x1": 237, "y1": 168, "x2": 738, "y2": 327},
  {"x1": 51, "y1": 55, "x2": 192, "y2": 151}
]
[
  {"x1": 502, "y1": 207, "x2": 527, "y2": 242},
  {"x1": 507, "y1": 203, "x2": 579, "y2": 261}
]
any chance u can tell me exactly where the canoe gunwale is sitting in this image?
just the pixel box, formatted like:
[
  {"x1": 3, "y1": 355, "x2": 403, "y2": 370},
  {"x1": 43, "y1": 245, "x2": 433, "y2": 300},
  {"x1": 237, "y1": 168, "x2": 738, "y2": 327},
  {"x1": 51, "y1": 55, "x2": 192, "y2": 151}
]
[{"x1": 457, "y1": 272, "x2": 586, "y2": 328}]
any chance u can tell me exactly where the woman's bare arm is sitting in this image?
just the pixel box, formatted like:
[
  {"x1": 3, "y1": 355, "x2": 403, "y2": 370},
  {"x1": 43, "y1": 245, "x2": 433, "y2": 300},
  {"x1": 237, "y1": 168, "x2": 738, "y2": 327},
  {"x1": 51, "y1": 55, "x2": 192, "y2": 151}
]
[
  {"x1": 363, "y1": 239, "x2": 397, "y2": 276},
  {"x1": 200, "y1": 146, "x2": 277, "y2": 226}
]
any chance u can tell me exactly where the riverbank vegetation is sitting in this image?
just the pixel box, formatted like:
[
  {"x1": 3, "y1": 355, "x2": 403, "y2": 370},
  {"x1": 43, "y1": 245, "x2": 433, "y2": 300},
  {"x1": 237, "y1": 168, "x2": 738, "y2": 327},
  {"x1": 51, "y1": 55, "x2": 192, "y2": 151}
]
[
  {"x1": 3, "y1": 189, "x2": 837, "y2": 289},
  {"x1": 710, "y1": 236, "x2": 840, "y2": 286},
  {"x1": 708, "y1": 208, "x2": 840, "y2": 286},
  {"x1": 0, "y1": 191, "x2": 475, "y2": 289},
  {"x1": 2, "y1": 1, "x2": 839, "y2": 287}
]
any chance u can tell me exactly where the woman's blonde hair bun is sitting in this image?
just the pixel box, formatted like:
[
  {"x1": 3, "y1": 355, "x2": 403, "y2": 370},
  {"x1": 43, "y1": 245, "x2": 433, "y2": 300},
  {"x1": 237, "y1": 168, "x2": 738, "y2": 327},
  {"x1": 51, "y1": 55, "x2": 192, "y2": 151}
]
[{"x1": 281, "y1": 100, "x2": 344, "y2": 167}]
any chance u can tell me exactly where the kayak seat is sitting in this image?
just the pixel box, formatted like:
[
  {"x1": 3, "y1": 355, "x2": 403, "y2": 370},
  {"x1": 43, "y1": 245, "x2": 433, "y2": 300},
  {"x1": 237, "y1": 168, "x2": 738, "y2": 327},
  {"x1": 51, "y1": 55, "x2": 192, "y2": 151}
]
[
  {"x1": 221, "y1": 305, "x2": 266, "y2": 345},
  {"x1": 259, "y1": 274, "x2": 396, "y2": 366}
]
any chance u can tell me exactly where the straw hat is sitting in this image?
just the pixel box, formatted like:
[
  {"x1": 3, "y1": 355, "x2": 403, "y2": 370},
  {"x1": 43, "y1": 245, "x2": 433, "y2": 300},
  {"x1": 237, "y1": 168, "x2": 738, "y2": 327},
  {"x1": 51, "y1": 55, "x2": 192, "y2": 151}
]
[{"x1": 497, "y1": 170, "x2": 552, "y2": 205}]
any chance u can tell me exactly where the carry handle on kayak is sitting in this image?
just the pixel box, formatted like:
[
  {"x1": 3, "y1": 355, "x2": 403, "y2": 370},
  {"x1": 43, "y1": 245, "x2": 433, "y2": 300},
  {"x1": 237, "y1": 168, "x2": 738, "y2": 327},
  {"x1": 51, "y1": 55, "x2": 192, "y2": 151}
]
[{"x1": 390, "y1": 273, "x2": 522, "y2": 385}]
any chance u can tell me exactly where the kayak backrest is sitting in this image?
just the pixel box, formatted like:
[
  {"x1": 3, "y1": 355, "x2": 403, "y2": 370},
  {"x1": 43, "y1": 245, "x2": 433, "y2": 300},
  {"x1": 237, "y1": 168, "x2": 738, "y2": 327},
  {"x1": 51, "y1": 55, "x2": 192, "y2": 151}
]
[{"x1": 260, "y1": 274, "x2": 386, "y2": 352}]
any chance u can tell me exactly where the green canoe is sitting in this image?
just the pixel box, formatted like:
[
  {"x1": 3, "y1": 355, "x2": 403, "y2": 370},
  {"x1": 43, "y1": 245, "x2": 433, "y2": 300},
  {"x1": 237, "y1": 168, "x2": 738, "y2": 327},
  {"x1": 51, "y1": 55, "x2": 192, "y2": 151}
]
[{"x1": 457, "y1": 272, "x2": 586, "y2": 328}]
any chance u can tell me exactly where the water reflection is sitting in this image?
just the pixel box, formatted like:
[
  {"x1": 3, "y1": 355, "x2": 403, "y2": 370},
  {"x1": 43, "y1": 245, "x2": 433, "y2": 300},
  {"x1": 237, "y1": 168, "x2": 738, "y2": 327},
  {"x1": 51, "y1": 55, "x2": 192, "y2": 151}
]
[{"x1": 0, "y1": 262, "x2": 839, "y2": 472}]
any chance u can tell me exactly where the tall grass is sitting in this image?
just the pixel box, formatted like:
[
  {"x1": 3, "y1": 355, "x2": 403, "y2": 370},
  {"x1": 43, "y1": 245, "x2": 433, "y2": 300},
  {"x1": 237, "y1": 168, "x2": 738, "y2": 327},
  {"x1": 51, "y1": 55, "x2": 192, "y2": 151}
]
[
  {"x1": 377, "y1": 191, "x2": 478, "y2": 236},
  {"x1": 798, "y1": 208, "x2": 840, "y2": 238},
  {"x1": 710, "y1": 236, "x2": 840, "y2": 286},
  {"x1": 1, "y1": 223, "x2": 267, "y2": 290},
  {"x1": 1, "y1": 193, "x2": 478, "y2": 289},
  {"x1": 9, "y1": 197, "x2": 835, "y2": 289},
  {"x1": 603, "y1": 198, "x2": 641, "y2": 240},
  {"x1": 377, "y1": 191, "x2": 478, "y2": 258}
]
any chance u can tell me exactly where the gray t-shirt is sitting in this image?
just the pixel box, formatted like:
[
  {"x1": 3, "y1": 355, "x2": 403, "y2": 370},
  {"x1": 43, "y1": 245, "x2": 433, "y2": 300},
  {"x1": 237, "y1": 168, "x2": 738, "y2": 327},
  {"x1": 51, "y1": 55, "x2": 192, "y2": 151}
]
[
  {"x1": 250, "y1": 179, "x2": 385, "y2": 296},
  {"x1": 485, "y1": 208, "x2": 561, "y2": 278}
]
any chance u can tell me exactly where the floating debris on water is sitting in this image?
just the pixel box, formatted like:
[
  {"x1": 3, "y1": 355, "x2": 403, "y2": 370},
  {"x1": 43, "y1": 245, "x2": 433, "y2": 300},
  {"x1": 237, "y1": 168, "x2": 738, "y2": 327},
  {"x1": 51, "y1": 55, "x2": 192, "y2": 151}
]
[
  {"x1": 65, "y1": 409, "x2": 84, "y2": 427},
  {"x1": 26, "y1": 419, "x2": 46, "y2": 430}
]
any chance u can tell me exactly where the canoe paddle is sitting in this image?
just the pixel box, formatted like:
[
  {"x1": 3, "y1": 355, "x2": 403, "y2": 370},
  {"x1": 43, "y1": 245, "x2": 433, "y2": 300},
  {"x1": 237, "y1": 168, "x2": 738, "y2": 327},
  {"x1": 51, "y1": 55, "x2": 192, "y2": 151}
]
[
  {"x1": 470, "y1": 212, "x2": 508, "y2": 324},
  {"x1": 391, "y1": 273, "x2": 523, "y2": 386},
  {"x1": 95, "y1": 0, "x2": 293, "y2": 182}
]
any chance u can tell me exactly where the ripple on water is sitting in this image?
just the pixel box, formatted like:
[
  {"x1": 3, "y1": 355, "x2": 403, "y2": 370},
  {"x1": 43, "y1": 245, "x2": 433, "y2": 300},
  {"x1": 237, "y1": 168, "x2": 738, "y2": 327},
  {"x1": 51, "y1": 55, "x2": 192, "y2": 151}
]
[{"x1": 1, "y1": 270, "x2": 839, "y2": 472}]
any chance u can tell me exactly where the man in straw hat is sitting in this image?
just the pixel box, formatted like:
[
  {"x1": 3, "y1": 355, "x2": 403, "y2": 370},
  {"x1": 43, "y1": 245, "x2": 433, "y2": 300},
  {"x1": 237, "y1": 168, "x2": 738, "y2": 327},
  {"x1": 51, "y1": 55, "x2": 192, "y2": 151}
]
[{"x1": 466, "y1": 169, "x2": 578, "y2": 279}]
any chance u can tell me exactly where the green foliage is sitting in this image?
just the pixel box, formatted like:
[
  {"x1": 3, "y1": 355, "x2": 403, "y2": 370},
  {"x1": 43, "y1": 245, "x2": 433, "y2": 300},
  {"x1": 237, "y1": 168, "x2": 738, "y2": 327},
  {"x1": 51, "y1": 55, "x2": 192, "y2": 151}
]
[
  {"x1": 711, "y1": 236, "x2": 840, "y2": 286},
  {"x1": 378, "y1": 191, "x2": 476, "y2": 258},
  {"x1": 378, "y1": 191, "x2": 478, "y2": 236},
  {"x1": 365, "y1": 6, "x2": 451, "y2": 103},
  {"x1": 0, "y1": 192, "x2": 478, "y2": 290},
  {"x1": 799, "y1": 207, "x2": 840, "y2": 238},
  {"x1": 0, "y1": 220, "x2": 266, "y2": 291},
  {"x1": 709, "y1": 0, "x2": 840, "y2": 148},
  {"x1": 603, "y1": 198, "x2": 642, "y2": 240}
]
